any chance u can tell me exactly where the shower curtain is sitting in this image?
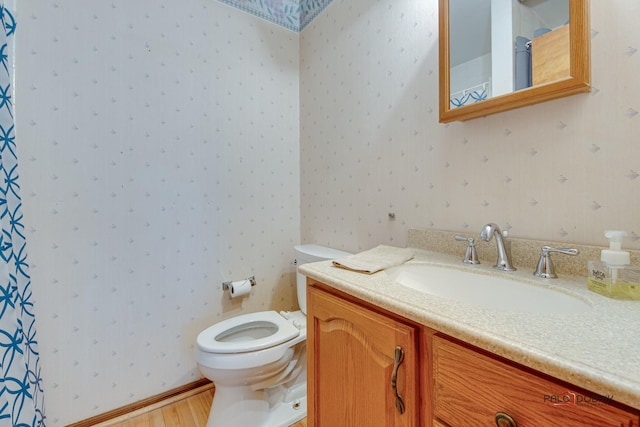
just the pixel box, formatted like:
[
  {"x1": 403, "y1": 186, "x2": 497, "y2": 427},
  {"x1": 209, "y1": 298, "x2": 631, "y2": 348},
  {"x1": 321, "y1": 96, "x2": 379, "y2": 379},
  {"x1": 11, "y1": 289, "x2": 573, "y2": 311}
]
[{"x1": 0, "y1": 3, "x2": 46, "y2": 426}]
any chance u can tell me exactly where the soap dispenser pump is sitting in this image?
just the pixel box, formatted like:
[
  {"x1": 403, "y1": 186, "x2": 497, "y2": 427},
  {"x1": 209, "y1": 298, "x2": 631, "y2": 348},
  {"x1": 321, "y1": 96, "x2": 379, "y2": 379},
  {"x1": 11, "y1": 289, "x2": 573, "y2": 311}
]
[{"x1": 587, "y1": 231, "x2": 640, "y2": 300}]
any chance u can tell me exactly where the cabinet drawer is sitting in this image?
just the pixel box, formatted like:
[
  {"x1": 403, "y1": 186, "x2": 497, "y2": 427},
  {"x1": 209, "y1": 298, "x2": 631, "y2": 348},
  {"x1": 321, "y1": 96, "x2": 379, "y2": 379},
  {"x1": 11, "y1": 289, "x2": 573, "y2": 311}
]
[{"x1": 433, "y1": 335, "x2": 640, "y2": 427}]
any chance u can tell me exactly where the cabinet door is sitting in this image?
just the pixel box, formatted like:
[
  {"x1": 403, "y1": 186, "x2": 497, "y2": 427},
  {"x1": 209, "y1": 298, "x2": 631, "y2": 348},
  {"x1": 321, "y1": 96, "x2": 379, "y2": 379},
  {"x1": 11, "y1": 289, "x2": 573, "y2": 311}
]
[{"x1": 307, "y1": 285, "x2": 418, "y2": 427}]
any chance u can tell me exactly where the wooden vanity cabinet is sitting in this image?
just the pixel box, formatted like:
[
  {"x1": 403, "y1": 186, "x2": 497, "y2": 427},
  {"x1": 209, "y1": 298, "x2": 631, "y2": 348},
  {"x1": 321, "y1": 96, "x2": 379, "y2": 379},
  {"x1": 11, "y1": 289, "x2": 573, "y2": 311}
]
[
  {"x1": 306, "y1": 282, "x2": 420, "y2": 427},
  {"x1": 307, "y1": 281, "x2": 640, "y2": 427},
  {"x1": 432, "y1": 335, "x2": 640, "y2": 427}
]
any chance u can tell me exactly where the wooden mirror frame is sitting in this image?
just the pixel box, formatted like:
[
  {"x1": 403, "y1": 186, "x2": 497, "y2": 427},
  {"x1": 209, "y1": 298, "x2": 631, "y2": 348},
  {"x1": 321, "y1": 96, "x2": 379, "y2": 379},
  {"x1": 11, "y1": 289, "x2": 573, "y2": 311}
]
[{"x1": 439, "y1": 0, "x2": 590, "y2": 123}]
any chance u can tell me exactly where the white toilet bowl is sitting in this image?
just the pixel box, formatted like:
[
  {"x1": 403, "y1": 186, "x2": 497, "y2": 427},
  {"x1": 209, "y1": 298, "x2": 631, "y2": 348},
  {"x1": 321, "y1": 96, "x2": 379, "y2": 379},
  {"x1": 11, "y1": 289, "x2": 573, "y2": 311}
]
[
  {"x1": 196, "y1": 245, "x2": 351, "y2": 427},
  {"x1": 197, "y1": 310, "x2": 307, "y2": 427}
]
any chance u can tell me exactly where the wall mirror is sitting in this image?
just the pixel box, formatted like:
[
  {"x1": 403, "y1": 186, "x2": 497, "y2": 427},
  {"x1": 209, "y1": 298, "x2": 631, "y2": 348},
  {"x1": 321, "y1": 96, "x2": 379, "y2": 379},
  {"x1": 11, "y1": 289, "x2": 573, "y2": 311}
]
[{"x1": 439, "y1": 0, "x2": 590, "y2": 123}]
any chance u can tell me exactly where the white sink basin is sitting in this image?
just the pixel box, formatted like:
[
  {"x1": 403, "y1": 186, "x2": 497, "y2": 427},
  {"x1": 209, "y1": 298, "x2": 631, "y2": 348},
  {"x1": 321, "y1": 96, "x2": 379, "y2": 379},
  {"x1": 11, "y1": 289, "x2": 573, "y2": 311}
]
[{"x1": 386, "y1": 264, "x2": 590, "y2": 314}]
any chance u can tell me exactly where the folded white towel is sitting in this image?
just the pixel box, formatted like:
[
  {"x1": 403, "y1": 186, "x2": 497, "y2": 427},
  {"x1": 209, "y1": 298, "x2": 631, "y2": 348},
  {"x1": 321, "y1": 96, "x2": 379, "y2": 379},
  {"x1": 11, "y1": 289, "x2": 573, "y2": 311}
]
[{"x1": 332, "y1": 245, "x2": 414, "y2": 274}]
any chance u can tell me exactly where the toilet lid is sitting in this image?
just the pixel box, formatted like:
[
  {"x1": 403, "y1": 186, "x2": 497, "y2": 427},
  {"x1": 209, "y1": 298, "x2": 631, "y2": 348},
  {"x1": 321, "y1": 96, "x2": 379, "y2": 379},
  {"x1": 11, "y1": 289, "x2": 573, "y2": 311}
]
[{"x1": 197, "y1": 310, "x2": 300, "y2": 354}]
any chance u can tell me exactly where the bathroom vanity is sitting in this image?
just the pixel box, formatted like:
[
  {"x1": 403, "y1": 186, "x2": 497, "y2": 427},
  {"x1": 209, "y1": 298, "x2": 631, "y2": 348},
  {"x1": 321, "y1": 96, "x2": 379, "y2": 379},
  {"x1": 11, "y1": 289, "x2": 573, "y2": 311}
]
[{"x1": 302, "y1": 246, "x2": 640, "y2": 427}]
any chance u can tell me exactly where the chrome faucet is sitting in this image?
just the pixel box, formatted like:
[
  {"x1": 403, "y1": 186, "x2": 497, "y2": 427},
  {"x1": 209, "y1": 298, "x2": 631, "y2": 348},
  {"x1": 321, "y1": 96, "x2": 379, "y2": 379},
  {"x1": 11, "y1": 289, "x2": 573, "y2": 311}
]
[{"x1": 480, "y1": 223, "x2": 516, "y2": 271}]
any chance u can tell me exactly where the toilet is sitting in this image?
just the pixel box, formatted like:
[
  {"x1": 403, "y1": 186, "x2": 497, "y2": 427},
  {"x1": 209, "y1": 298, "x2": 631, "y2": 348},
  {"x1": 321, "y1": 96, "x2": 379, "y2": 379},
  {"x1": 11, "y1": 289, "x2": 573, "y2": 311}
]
[{"x1": 196, "y1": 244, "x2": 351, "y2": 427}]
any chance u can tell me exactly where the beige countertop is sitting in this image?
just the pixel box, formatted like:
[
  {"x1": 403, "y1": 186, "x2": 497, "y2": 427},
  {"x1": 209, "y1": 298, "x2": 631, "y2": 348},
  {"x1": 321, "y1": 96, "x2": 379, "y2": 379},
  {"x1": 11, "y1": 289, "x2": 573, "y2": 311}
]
[{"x1": 300, "y1": 248, "x2": 640, "y2": 410}]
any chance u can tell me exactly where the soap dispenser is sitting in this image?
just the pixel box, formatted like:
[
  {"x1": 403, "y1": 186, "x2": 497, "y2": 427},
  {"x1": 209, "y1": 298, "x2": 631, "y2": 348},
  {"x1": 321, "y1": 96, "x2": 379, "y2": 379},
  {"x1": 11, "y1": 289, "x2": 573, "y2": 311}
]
[{"x1": 587, "y1": 231, "x2": 640, "y2": 300}]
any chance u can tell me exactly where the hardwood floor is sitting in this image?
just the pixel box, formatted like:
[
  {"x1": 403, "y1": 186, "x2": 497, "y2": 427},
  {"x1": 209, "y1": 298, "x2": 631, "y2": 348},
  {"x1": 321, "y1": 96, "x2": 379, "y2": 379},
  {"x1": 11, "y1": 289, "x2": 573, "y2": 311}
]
[{"x1": 100, "y1": 386, "x2": 307, "y2": 427}]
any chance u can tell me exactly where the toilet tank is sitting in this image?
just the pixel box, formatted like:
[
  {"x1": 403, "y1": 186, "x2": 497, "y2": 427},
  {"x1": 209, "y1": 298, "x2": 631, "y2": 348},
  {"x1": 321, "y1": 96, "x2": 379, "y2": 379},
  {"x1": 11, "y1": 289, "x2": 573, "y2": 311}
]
[{"x1": 294, "y1": 244, "x2": 351, "y2": 314}]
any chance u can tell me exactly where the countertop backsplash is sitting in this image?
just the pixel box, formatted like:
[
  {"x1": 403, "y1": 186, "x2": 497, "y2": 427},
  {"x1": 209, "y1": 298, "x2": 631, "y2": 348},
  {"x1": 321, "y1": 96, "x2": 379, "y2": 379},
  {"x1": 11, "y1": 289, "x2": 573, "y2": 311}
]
[{"x1": 408, "y1": 228, "x2": 640, "y2": 279}]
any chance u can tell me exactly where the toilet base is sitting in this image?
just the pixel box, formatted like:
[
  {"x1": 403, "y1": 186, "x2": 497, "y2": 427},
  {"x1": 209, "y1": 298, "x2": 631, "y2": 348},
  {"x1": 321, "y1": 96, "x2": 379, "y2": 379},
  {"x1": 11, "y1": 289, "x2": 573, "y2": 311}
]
[{"x1": 206, "y1": 384, "x2": 306, "y2": 427}]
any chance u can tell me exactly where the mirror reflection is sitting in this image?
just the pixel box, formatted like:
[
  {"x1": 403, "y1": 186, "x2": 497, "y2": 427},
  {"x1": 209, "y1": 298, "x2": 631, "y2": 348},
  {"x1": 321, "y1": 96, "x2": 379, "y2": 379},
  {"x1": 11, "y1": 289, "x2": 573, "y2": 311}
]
[{"x1": 449, "y1": 0, "x2": 569, "y2": 109}]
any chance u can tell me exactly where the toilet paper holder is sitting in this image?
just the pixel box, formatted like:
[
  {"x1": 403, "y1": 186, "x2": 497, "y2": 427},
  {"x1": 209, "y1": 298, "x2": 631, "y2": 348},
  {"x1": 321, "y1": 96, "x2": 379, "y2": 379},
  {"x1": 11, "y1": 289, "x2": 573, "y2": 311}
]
[{"x1": 222, "y1": 276, "x2": 256, "y2": 291}]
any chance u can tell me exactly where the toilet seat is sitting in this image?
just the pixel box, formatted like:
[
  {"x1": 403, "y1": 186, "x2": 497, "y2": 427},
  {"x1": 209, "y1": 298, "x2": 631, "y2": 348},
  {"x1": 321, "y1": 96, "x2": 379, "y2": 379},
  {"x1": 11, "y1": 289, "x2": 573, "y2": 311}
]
[{"x1": 197, "y1": 311, "x2": 299, "y2": 354}]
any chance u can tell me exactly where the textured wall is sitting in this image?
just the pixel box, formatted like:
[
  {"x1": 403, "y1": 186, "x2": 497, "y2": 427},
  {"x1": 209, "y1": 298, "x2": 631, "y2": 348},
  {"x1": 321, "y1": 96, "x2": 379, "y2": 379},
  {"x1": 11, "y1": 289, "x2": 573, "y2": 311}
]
[
  {"x1": 300, "y1": 0, "x2": 640, "y2": 253},
  {"x1": 17, "y1": 1, "x2": 299, "y2": 424}
]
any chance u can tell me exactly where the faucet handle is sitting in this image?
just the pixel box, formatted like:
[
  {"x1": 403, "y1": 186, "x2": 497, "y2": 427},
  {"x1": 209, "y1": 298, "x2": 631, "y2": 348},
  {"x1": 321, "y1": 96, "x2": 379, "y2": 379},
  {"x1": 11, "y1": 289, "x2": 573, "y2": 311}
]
[
  {"x1": 454, "y1": 235, "x2": 480, "y2": 265},
  {"x1": 534, "y1": 245, "x2": 579, "y2": 279}
]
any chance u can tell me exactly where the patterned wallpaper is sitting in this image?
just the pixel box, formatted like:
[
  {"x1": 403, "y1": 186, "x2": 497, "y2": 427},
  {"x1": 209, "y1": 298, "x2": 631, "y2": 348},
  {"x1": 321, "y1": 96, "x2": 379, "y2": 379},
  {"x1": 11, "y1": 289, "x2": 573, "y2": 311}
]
[
  {"x1": 300, "y1": 0, "x2": 640, "y2": 254},
  {"x1": 17, "y1": 1, "x2": 299, "y2": 424},
  {"x1": 218, "y1": 0, "x2": 333, "y2": 32}
]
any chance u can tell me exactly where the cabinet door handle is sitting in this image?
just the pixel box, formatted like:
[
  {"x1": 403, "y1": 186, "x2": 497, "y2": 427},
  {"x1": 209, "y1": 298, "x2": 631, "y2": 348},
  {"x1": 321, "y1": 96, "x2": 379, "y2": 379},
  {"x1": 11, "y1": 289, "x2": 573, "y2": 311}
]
[{"x1": 391, "y1": 346, "x2": 406, "y2": 414}]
